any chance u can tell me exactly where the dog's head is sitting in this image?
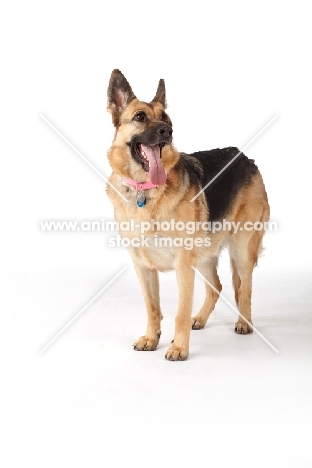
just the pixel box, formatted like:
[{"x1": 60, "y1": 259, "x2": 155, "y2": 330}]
[{"x1": 107, "y1": 69, "x2": 178, "y2": 185}]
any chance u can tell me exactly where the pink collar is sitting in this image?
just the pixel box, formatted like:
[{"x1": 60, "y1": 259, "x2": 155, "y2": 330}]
[{"x1": 123, "y1": 178, "x2": 158, "y2": 191}]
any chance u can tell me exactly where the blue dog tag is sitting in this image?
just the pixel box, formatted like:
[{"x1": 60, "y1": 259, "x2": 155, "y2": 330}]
[
  {"x1": 136, "y1": 190, "x2": 146, "y2": 207},
  {"x1": 137, "y1": 198, "x2": 146, "y2": 207}
]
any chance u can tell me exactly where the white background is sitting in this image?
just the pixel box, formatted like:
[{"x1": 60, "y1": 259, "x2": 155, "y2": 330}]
[{"x1": 1, "y1": 1, "x2": 311, "y2": 467}]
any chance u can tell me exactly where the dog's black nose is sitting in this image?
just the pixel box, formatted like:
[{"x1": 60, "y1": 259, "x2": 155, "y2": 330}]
[{"x1": 157, "y1": 125, "x2": 173, "y2": 138}]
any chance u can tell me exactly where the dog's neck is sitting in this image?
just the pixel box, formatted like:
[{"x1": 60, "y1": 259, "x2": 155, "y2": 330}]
[{"x1": 123, "y1": 178, "x2": 159, "y2": 191}]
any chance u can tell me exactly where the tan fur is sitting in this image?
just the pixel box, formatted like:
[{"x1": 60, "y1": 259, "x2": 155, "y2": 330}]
[{"x1": 106, "y1": 70, "x2": 270, "y2": 360}]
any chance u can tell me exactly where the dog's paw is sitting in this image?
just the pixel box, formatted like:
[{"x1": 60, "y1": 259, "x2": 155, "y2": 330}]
[
  {"x1": 165, "y1": 344, "x2": 188, "y2": 361},
  {"x1": 235, "y1": 320, "x2": 253, "y2": 334},
  {"x1": 133, "y1": 336, "x2": 159, "y2": 351},
  {"x1": 191, "y1": 315, "x2": 206, "y2": 330}
]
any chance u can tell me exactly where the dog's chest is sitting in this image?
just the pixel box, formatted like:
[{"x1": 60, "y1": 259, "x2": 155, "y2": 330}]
[{"x1": 131, "y1": 236, "x2": 177, "y2": 271}]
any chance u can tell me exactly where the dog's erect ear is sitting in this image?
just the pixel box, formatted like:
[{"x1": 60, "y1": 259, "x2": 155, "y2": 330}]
[
  {"x1": 152, "y1": 79, "x2": 166, "y2": 108},
  {"x1": 107, "y1": 69, "x2": 136, "y2": 126}
]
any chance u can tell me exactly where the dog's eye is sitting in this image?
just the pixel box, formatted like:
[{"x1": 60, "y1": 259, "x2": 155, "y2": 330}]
[
  {"x1": 134, "y1": 112, "x2": 146, "y2": 122},
  {"x1": 161, "y1": 112, "x2": 171, "y2": 125}
]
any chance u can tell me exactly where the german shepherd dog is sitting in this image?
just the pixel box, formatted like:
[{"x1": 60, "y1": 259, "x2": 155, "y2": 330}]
[{"x1": 106, "y1": 69, "x2": 269, "y2": 361}]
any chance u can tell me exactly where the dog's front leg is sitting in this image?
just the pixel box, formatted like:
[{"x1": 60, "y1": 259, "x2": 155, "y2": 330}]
[
  {"x1": 165, "y1": 252, "x2": 195, "y2": 361},
  {"x1": 133, "y1": 262, "x2": 162, "y2": 351}
]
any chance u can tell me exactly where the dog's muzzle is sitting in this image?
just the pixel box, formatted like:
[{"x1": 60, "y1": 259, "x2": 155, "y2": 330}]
[{"x1": 130, "y1": 124, "x2": 173, "y2": 185}]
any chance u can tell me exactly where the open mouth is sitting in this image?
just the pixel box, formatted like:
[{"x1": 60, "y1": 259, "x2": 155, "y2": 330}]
[
  {"x1": 134, "y1": 142, "x2": 167, "y2": 185},
  {"x1": 136, "y1": 142, "x2": 151, "y2": 171}
]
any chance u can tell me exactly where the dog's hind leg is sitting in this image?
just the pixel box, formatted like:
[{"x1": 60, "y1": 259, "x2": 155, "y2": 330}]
[
  {"x1": 227, "y1": 172, "x2": 270, "y2": 334},
  {"x1": 229, "y1": 229, "x2": 263, "y2": 334},
  {"x1": 192, "y1": 257, "x2": 222, "y2": 330},
  {"x1": 231, "y1": 258, "x2": 241, "y2": 307},
  {"x1": 133, "y1": 263, "x2": 162, "y2": 351}
]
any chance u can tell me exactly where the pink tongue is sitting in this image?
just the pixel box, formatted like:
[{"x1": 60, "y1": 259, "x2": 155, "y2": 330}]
[{"x1": 141, "y1": 144, "x2": 167, "y2": 185}]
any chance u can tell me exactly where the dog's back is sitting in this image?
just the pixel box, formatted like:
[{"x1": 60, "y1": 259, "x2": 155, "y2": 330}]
[{"x1": 188, "y1": 147, "x2": 259, "y2": 221}]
